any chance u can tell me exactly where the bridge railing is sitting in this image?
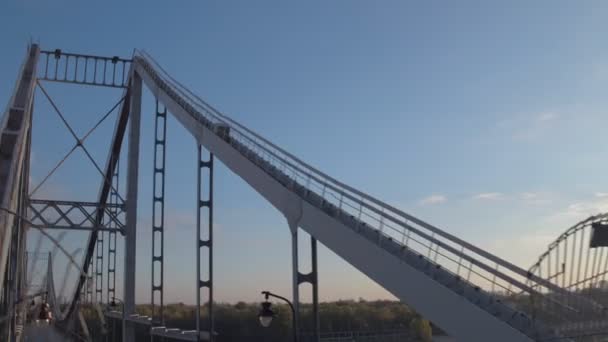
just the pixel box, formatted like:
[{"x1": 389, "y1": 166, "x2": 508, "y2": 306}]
[{"x1": 133, "y1": 51, "x2": 604, "y2": 327}]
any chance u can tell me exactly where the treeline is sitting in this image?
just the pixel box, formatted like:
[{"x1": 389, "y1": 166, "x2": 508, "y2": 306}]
[{"x1": 82, "y1": 299, "x2": 436, "y2": 341}]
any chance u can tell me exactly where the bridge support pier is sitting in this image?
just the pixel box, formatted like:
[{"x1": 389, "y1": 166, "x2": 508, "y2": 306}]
[{"x1": 289, "y1": 224, "x2": 320, "y2": 342}]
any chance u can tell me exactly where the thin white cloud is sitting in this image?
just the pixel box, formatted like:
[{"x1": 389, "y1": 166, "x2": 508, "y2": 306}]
[
  {"x1": 537, "y1": 112, "x2": 558, "y2": 122},
  {"x1": 567, "y1": 201, "x2": 608, "y2": 216},
  {"x1": 595, "y1": 192, "x2": 608, "y2": 198},
  {"x1": 419, "y1": 194, "x2": 447, "y2": 205},
  {"x1": 473, "y1": 192, "x2": 503, "y2": 200},
  {"x1": 549, "y1": 198, "x2": 608, "y2": 221},
  {"x1": 501, "y1": 111, "x2": 560, "y2": 141},
  {"x1": 521, "y1": 192, "x2": 538, "y2": 200},
  {"x1": 520, "y1": 192, "x2": 552, "y2": 205}
]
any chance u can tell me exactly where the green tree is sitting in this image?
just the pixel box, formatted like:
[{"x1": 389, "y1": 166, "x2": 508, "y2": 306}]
[{"x1": 409, "y1": 317, "x2": 432, "y2": 342}]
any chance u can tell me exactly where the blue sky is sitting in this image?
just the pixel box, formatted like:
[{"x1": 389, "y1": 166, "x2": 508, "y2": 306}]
[{"x1": 3, "y1": 1, "x2": 608, "y2": 304}]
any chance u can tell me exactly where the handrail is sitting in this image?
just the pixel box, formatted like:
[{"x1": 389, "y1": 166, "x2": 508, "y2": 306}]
[{"x1": 132, "y1": 51, "x2": 606, "y2": 323}]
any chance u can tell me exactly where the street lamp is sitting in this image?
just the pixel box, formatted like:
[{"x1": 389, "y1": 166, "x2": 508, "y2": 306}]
[{"x1": 259, "y1": 291, "x2": 298, "y2": 342}]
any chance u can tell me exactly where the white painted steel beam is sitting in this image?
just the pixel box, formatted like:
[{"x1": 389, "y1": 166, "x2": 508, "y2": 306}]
[
  {"x1": 122, "y1": 71, "x2": 142, "y2": 342},
  {"x1": 134, "y1": 61, "x2": 536, "y2": 342},
  {"x1": 0, "y1": 45, "x2": 39, "y2": 317}
]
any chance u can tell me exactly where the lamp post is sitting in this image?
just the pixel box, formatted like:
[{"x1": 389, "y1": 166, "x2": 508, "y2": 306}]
[{"x1": 258, "y1": 291, "x2": 298, "y2": 342}]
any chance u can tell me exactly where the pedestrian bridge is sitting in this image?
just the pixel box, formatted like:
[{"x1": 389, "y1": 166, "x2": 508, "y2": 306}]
[{"x1": 1, "y1": 45, "x2": 607, "y2": 341}]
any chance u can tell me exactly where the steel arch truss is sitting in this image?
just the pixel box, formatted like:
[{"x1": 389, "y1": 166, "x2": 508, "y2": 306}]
[
  {"x1": 526, "y1": 213, "x2": 608, "y2": 336},
  {"x1": 28, "y1": 199, "x2": 125, "y2": 233},
  {"x1": 529, "y1": 213, "x2": 608, "y2": 301}
]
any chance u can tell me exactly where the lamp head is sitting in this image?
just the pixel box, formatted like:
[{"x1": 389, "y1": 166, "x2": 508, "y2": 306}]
[{"x1": 258, "y1": 301, "x2": 275, "y2": 328}]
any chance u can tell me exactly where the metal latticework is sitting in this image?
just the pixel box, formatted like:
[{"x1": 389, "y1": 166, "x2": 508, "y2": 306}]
[
  {"x1": 28, "y1": 199, "x2": 124, "y2": 232},
  {"x1": 38, "y1": 49, "x2": 131, "y2": 88},
  {"x1": 196, "y1": 146, "x2": 214, "y2": 340},
  {"x1": 151, "y1": 99, "x2": 167, "y2": 326}
]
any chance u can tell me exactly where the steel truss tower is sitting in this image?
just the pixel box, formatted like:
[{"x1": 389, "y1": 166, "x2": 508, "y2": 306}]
[{"x1": 0, "y1": 46, "x2": 134, "y2": 340}]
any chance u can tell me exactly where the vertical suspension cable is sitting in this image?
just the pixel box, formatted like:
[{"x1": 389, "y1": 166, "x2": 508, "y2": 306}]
[
  {"x1": 583, "y1": 228, "x2": 593, "y2": 291},
  {"x1": 554, "y1": 238, "x2": 565, "y2": 307},
  {"x1": 558, "y1": 240, "x2": 565, "y2": 305},
  {"x1": 547, "y1": 252, "x2": 552, "y2": 284},
  {"x1": 538, "y1": 260, "x2": 543, "y2": 292},
  {"x1": 570, "y1": 232, "x2": 577, "y2": 289},
  {"x1": 589, "y1": 247, "x2": 598, "y2": 288},
  {"x1": 197, "y1": 145, "x2": 214, "y2": 341},
  {"x1": 151, "y1": 99, "x2": 166, "y2": 327},
  {"x1": 80, "y1": 268, "x2": 86, "y2": 304},
  {"x1": 601, "y1": 244, "x2": 608, "y2": 284},
  {"x1": 576, "y1": 229, "x2": 586, "y2": 289},
  {"x1": 589, "y1": 247, "x2": 603, "y2": 305},
  {"x1": 562, "y1": 238, "x2": 568, "y2": 288},
  {"x1": 95, "y1": 223, "x2": 104, "y2": 304},
  {"x1": 577, "y1": 228, "x2": 588, "y2": 310},
  {"x1": 554, "y1": 244, "x2": 560, "y2": 286},
  {"x1": 86, "y1": 258, "x2": 93, "y2": 303},
  {"x1": 107, "y1": 158, "x2": 119, "y2": 304},
  {"x1": 593, "y1": 247, "x2": 604, "y2": 288}
]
